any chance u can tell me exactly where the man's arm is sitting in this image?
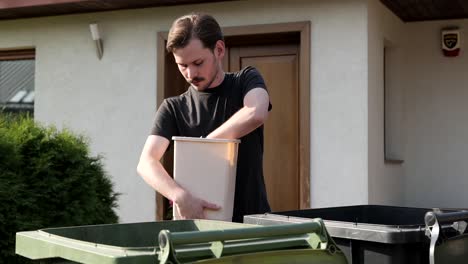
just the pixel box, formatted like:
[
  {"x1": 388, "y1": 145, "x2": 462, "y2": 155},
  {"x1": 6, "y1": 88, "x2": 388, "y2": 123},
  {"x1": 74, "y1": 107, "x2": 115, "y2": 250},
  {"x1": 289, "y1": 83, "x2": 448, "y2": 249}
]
[
  {"x1": 207, "y1": 88, "x2": 270, "y2": 139},
  {"x1": 137, "y1": 135, "x2": 219, "y2": 219}
]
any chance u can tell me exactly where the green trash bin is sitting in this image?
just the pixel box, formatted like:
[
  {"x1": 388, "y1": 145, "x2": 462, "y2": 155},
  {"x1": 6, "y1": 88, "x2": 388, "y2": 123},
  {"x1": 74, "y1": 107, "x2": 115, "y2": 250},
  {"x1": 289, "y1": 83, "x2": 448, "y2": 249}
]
[{"x1": 16, "y1": 219, "x2": 347, "y2": 264}]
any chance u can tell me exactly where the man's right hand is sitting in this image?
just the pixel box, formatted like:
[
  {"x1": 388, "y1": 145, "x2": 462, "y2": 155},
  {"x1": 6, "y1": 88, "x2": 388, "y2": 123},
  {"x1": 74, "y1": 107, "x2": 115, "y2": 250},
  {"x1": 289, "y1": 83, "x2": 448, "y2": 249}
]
[
  {"x1": 173, "y1": 189, "x2": 220, "y2": 219},
  {"x1": 137, "y1": 135, "x2": 221, "y2": 219}
]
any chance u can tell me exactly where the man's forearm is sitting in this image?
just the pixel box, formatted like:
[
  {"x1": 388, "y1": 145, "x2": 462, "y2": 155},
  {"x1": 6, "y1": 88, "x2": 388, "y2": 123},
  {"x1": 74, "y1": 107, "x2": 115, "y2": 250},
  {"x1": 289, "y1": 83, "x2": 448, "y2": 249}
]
[
  {"x1": 207, "y1": 88, "x2": 270, "y2": 139},
  {"x1": 206, "y1": 106, "x2": 266, "y2": 139},
  {"x1": 137, "y1": 156, "x2": 219, "y2": 219},
  {"x1": 137, "y1": 157, "x2": 185, "y2": 202}
]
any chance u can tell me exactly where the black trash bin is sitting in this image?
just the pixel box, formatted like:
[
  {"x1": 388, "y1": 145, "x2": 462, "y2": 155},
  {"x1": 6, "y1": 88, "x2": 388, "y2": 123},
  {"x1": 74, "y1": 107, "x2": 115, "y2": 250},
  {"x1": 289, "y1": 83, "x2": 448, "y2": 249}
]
[{"x1": 244, "y1": 205, "x2": 466, "y2": 264}]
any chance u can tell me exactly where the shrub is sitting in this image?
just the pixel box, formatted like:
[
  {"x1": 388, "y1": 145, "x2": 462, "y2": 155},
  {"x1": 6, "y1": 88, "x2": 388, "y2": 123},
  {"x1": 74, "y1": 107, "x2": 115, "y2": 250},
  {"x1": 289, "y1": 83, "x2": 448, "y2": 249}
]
[{"x1": 0, "y1": 114, "x2": 119, "y2": 263}]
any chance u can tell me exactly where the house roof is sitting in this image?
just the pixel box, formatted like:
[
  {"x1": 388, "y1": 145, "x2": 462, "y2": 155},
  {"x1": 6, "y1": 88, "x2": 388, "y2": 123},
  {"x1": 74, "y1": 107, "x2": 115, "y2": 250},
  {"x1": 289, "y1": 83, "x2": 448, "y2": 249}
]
[
  {"x1": 0, "y1": 0, "x2": 237, "y2": 20},
  {"x1": 0, "y1": 0, "x2": 466, "y2": 22},
  {"x1": 381, "y1": 0, "x2": 468, "y2": 22}
]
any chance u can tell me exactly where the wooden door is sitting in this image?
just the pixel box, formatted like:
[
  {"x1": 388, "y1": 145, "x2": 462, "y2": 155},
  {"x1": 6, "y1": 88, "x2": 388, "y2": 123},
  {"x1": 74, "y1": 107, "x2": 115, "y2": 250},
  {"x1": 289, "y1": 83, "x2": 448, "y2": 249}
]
[{"x1": 229, "y1": 45, "x2": 300, "y2": 211}]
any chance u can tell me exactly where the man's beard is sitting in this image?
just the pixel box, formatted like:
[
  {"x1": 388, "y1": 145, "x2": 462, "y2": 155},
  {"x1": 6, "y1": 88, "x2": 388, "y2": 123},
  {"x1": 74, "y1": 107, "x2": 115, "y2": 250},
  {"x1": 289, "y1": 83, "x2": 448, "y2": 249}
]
[{"x1": 189, "y1": 63, "x2": 220, "y2": 91}]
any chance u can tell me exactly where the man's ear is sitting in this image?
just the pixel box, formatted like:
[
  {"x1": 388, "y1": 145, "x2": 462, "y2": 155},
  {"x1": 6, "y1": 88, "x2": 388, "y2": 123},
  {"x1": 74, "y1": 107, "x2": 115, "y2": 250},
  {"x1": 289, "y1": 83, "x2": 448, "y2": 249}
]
[{"x1": 215, "y1": 40, "x2": 225, "y2": 58}]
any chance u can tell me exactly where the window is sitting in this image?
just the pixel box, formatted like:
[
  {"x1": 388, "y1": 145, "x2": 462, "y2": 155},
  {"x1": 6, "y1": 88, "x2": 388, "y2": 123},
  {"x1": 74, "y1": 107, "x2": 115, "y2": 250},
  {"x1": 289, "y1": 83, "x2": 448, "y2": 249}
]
[{"x1": 0, "y1": 49, "x2": 35, "y2": 114}]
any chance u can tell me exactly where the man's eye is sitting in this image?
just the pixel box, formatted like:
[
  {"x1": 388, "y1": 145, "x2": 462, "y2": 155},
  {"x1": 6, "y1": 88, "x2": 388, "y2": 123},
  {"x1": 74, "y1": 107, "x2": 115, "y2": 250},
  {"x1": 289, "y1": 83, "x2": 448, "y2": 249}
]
[
  {"x1": 179, "y1": 64, "x2": 187, "y2": 69},
  {"x1": 194, "y1": 61, "x2": 203, "y2": 66}
]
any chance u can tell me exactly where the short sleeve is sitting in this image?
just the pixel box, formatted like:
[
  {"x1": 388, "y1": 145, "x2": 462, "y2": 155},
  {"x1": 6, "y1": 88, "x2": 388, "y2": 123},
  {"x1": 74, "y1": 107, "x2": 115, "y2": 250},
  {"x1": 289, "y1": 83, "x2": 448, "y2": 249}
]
[
  {"x1": 150, "y1": 99, "x2": 178, "y2": 141},
  {"x1": 240, "y1": 66, "x2": 272, "y2": 111}
]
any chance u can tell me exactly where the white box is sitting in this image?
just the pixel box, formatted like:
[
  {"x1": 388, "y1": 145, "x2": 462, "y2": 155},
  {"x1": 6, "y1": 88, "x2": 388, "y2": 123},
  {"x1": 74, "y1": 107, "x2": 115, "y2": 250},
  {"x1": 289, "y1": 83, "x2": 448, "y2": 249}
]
[{"x1": 172, "y1": 136, "x2": 240, "y2": 221}]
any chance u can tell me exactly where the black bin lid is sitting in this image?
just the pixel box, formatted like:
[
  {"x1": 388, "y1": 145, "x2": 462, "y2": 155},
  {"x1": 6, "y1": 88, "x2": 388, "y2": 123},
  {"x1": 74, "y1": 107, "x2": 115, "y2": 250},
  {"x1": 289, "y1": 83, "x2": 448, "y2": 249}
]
[{"x1": 274, "y1": 205, "x2": 432, "y2": 226}]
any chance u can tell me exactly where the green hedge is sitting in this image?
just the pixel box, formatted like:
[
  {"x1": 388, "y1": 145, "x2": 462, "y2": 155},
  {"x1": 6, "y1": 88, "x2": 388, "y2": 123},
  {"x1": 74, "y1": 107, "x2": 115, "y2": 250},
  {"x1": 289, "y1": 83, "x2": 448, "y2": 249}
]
[{"x1": 0, "y1": 114, "x2": 119, "y2": 263}]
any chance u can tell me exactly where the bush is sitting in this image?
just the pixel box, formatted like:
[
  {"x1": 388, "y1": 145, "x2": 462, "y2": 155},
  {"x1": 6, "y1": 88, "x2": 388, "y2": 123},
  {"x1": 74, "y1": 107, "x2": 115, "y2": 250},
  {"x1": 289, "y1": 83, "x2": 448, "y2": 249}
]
[{"x1": 0, "y1": 114, "x2": 119, "y2": 263}]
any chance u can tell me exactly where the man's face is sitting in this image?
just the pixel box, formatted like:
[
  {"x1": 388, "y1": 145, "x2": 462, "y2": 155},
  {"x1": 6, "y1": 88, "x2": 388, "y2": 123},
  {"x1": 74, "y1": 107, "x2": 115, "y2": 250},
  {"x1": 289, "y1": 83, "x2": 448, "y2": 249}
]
[{"x1": 173, "y1": 38, "x2": 224, "y2": 91}]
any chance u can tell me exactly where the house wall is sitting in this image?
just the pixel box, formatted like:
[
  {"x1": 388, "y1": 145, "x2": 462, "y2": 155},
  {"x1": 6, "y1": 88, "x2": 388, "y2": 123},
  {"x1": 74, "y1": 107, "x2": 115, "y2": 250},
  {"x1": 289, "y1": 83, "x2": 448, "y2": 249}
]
[
  {"x1": 366, "y1": 0, "x2": 406, "y2": 205},
  {"x1": 0, "y1": 0, "x2": 369, "y2": 222},
  {"x1": 365, "y1": 0, "x2": 468, "y2": 209},
  {"x1": 403, "y1": 19, "x2": 468, "y2": 209}
]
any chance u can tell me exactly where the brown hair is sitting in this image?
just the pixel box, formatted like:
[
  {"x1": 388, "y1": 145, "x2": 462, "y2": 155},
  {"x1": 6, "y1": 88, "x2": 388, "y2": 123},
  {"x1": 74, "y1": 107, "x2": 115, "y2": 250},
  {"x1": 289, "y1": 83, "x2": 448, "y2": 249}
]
[{"x1": 166, "y1": 13, "x2": 224, "y2": 53}]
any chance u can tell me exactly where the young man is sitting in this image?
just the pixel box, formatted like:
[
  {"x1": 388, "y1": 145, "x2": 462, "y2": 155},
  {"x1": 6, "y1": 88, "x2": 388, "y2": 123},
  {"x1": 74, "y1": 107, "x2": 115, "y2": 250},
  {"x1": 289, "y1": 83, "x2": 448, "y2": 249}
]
[{"x1": 137, "y1": 13, "x2": 271, "y2": 222}]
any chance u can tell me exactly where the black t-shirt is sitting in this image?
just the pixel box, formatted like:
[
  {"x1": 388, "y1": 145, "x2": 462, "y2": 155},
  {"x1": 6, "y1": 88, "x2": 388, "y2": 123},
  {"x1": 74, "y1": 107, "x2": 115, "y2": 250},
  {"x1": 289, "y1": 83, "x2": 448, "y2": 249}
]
[{"x1": 151, "y1": 66, "x2": 271, "y2": 222}]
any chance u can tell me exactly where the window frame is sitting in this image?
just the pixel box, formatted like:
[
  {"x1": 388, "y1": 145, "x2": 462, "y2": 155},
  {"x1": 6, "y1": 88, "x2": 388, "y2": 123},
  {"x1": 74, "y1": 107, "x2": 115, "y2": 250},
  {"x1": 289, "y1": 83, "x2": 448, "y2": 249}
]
[{"x1": 0, "y1": 49, "x2": 35, "y2": 60}]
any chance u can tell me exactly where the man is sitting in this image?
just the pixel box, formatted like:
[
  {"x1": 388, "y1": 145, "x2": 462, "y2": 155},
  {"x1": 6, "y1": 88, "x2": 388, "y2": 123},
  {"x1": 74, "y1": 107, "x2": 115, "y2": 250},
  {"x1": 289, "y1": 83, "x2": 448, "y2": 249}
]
[{"x1": 137, "y1": 13, "x2": 271, "y2": 222}]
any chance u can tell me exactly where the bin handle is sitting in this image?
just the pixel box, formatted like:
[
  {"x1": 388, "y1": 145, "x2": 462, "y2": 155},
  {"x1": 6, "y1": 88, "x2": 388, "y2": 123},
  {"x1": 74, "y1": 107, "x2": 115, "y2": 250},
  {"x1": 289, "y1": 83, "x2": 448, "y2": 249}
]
[
  {"x1": 167, "y1": 221, "x2": 321, "y2": 244},
  {"x1": 158, "y1": 220, "x2": 335, "y2": 264},
  {"x1": 425, "y1": 211, "x2": 468, "y2": 225},
  {"x1": 425, "y1": 211, "x2": 468, "y2": 264}
]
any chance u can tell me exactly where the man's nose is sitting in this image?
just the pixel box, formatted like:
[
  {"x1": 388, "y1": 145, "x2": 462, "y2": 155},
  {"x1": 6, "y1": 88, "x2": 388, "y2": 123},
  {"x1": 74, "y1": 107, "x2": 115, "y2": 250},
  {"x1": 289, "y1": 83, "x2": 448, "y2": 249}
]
[{"x1": 186, "y1": 66, "x2": 197, "y2": 79}]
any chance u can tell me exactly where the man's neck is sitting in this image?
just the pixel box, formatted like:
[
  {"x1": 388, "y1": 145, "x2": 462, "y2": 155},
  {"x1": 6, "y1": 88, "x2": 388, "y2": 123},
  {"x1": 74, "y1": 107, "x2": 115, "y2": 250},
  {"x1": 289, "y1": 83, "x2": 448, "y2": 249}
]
[{"x1": 207, "y1": 68, "x2": 225, "y2": 89}]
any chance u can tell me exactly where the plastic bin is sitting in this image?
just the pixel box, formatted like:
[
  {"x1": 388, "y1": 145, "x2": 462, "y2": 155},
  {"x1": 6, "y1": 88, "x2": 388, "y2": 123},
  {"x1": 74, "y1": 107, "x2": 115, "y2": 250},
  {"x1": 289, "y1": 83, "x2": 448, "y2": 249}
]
[
  {"x1": 16, "y1": 219, "x2": 348, "y2": 264},
  {"x1": 244, "y1": 205, "x2": 466, "y2": 264},
  {"x1": 172, "y1": 137, "x2": 240, "y2": 221}
]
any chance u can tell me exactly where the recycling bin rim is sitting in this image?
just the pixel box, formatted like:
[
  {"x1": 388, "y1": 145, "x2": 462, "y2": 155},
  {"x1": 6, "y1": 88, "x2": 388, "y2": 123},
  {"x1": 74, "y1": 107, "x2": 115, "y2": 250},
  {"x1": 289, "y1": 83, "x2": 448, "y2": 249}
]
[
  {"x1": 244, "y1": 213, "x2": 427, "y2": 244},
  {"x1": 16, "y1": 219, "x2": 348, "y2": 264},
  {"x1": 15, "y1": 219, "x2": 257, "y2": 263},
  {"x1": 172, "y1": 136, "x2": 240, "y2": 144}
]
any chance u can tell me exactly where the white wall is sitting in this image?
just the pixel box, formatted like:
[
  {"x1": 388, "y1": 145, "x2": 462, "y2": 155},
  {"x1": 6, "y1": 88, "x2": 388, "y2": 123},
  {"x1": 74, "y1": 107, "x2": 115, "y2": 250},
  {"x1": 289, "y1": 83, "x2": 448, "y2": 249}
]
[
  {"x1": 303, "y1": 0, "x2": 369, "y2": 207},
  {"x1": 364, "y1": 0, "x2": 468, "y2": 209},
  {"x1": 0, "y1": 0, "x2": 371, "y2": 222},
  {"x1": 403, "y1": 20, "x2": 468, "y2": 209},
  {"x1": 366, "y1": 0, "x2": 406, "y2": 205}
]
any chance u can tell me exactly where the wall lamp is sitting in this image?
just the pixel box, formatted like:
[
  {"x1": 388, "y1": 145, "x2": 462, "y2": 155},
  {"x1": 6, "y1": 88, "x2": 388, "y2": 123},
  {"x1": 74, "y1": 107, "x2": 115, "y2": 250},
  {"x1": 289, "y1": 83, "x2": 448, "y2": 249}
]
[{"x1": 89, "y1": 23, "x2": 103, "y2": 60}]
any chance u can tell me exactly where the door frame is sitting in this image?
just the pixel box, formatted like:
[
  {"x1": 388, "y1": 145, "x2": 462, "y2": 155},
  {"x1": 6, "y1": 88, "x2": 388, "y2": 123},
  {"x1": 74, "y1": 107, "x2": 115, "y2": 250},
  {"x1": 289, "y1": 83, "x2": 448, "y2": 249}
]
[{"x1": 156, "y1": 21, "x2": 311, "y2": 220}]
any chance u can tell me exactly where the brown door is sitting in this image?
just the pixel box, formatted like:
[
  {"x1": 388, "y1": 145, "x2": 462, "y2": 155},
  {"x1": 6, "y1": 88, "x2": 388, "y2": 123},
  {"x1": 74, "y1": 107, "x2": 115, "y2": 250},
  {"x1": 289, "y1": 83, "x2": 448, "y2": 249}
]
[{"x1": 229, "y1": 45, "x2": 300, "y2": 211}]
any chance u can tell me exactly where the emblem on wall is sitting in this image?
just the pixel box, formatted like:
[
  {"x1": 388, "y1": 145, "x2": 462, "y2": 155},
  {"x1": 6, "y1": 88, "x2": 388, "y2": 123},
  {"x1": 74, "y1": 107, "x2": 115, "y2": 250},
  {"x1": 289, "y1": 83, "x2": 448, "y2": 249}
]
[{"x1": 441, "y1": 28, "x2": 460, "y2": 57}]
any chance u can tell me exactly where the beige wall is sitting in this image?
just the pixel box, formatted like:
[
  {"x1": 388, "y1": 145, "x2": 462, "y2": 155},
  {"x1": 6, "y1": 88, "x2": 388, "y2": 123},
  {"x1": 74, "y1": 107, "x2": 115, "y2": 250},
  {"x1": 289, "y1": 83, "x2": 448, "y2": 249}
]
[
  {"x1": 367, "y1": 0, "x2": 468, "y2": 209},
  {"x1": 0, "y1": 0, "x2": 373, "y2": 222},
  {"x1": 367, "y1": 0, "x2": 406, "y2": 205},
  {"x1": 402, "y1": 19, "x2": 468, "y2": 209}
]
